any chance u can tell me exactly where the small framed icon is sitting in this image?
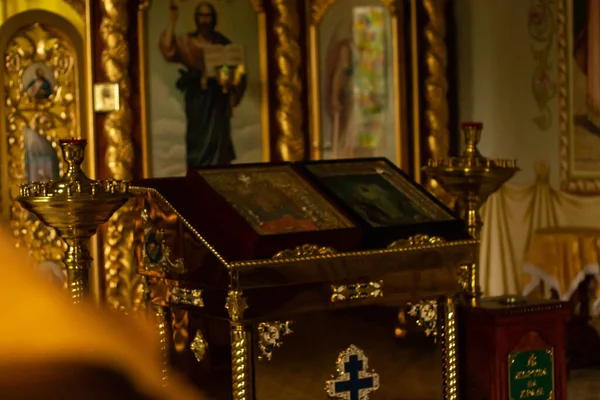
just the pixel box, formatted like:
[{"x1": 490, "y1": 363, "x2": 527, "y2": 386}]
[{"x1": 93, "y1": 82, "x2": 120, "y2": 112}]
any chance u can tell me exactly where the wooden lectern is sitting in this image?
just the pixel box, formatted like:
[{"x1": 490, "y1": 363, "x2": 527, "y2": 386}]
[{"x1": 132, "y1": 159, "x2": 476, "y2": 399}]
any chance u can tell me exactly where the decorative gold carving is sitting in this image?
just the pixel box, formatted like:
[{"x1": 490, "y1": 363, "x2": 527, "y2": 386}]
[
  {"x1": 439, "y1": 297, "x2": 459, "y2": 400},
  {"x1": 171, "y1": 287, "x2": 204, "y2": 307},
  {"x1": 171, "y1": 308, "x2": 189, "y2": 353},
  {"x1": 101, "y1": 0, "x2": 139, "y2": 311},
  {"x1": 191, "y1": 329, "x2": 208, "y2": 363},
  {"x1": 257, "y1": 321, "x2": 293, "y2": 361},
  {"x1": 331, "y1": 281, "x2": 383, "y2": 303},
  {"x1": 141, "y1": 208, "x2": 186, "y2": 274},
  {"x1": 528, "y1": 0, "x2": 557, "y2": 130},
  {"x1": 226, "y1": 290, "x2": 248, "y2": 322},
  {"x1": 408, "y1": 299, "x2": 438, "y2": 338},
  {"x1": 3, "y1": 23, "x2": 77, "y2": 264},
  {"x1": 100, "y1": 1, "x2": 133, "y2": 179},
  {"x1": 62, "y1": 0, "x2": 86, "y2": 18},
  {"x1": 387, "y1": 234, "x2": 446, "y2": 249},
  {"x1": 272, "y1": 243, "x2": 337, "y2": 260},
  {"x1": 273, "y1": 0, "x2": 304, "y2": 160},
  {"x1": 311, "y1": 0, "x2": 394, "y2": 24},
  {"x1": 421, "y1": 0, "x2": 454, "y2": 208}
]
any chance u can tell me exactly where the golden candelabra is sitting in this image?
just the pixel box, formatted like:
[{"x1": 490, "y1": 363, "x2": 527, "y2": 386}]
[
  {"x1": 16, "y1": 139, "x2": 130, "y2": 304},
  {"x1": 423, "y1": 122, "x2": 519, "y2": 298}
]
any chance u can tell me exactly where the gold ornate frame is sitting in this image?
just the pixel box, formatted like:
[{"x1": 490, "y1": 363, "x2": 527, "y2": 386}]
[
  {"x1": 308, "y1": 0, "x2": 407, "y2": 168},
  {"x1": 137, "y1": 0, "x2": 271, "y2": 177},
  {"x1": 558, "y1": 0, "x2": 600, "y2": 193},
  {"x1": 0, "y1": 6, "x2": 100, "y2": 295},
  {"x1": 307, "y1": 0, "x2": 450, "y2": 180}
]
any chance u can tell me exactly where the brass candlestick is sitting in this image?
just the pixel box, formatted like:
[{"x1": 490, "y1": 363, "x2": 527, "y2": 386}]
[
  {"x1": 16, "y1": 139, "x2": 130, "y2": 304},
  {"x1": 423, "y1": 122, "x2": 519, "y2": 298}
]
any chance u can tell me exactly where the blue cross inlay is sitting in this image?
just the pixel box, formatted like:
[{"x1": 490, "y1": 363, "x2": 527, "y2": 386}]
[{"x1": 334, "y1": 355, "x2": 375, "y2": 400}]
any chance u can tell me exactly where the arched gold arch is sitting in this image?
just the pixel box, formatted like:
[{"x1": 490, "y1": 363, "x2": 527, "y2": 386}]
[
  {"x1": 0, "y1": 10, "x2": 88, "y2": 276},
  {"x1": 1, "y1": 0, "x2": 85, "y2": 34}
]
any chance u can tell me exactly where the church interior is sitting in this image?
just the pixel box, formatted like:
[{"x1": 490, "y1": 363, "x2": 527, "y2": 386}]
[{"x1": 1, "y1": 0, "x2": 599, "y2": 399}]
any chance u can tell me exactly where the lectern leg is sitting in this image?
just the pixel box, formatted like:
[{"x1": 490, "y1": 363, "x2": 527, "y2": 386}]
[
  {"x1": 438, "y1": 297, "x2": 459, "y2": 400},
  {"x1": 153, "y1": 304, "x2": 171, "y2": 387},
  {"x1": 230, "y1": 322, "x2": 254, "y2": 400}
]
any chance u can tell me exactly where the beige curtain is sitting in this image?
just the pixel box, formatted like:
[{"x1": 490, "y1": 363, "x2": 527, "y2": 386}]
[{"x1": 480, "y1": 162, "x2": 600, "y2": 296}]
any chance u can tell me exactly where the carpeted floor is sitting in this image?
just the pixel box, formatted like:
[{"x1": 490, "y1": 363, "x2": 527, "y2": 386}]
[{"x1": 568, "y1": 369, "x2": 600, "y2": 400}]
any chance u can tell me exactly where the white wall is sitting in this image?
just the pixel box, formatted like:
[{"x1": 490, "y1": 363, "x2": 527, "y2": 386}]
[{"x1": 454, "y1": 0, "x2": 560, "y2": 186}]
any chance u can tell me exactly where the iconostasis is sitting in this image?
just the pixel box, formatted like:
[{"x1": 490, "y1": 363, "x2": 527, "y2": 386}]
[{"x1": 0, "y1": 0, "x2": 458, "y2": 310}]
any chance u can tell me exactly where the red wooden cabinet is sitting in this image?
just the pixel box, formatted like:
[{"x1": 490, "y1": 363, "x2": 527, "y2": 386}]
[{"x1": 459, "y1": 297, "x2": 570, "y2": 400}]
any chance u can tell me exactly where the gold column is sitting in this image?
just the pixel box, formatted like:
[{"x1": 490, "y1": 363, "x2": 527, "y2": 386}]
[
  {"x1": 439, "y1": 297, "x2": 458, "y2": 400},
  {"x1": 226, "y1": 290, "x2": 253, "y2": 399},
  {"x1": 153, "y1": 304, "x2": 171, "y2": 387}
]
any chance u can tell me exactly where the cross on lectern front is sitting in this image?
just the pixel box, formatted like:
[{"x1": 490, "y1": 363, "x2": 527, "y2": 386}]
[{"x1": 326, "y1": 345, "x2": 380, "y2": 400}]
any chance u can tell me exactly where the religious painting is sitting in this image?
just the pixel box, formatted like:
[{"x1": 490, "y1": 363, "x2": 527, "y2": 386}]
[
  {"x1": 559, "y1": 0, "x2": 600, "y2": 193},
  {"x1": 309, "y1": 0, "x2": 407, "y2": 168},
  {"x1": 303, "y1": 160, "x2": 455, "y2": 228},
  {"x1": 0, "y1": 12, "x2": 90, "y2": 271},
  {"x1": 24, "y1": 127, "x2": 60, "y2": 183},
  {"x1": 22, "y1": 62, "x2": 55, "y2": 100},
  {"x1": 195, "y1": 166, "x2": 353, "y2": 235},
  {"x1": 140, "y1": 0, "x2": 269, "y2": 178}
]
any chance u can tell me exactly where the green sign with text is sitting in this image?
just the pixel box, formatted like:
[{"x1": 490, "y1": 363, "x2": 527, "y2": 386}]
[{"x1": 509, "y1": 348, "x2": 554, "y2": 399}]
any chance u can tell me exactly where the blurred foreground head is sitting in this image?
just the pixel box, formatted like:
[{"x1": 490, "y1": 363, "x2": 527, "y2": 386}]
[{"x1": 0, "y1": 226, "x2": 203, "y2": 400}]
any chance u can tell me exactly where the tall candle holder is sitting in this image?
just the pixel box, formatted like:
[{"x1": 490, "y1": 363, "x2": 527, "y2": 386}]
[
  {"x1": 423, "y1": 122, "x2": 519, "y2": 298},
  {"x1": 16, "y1": 139, "x2": 130, "y2": 304}
]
